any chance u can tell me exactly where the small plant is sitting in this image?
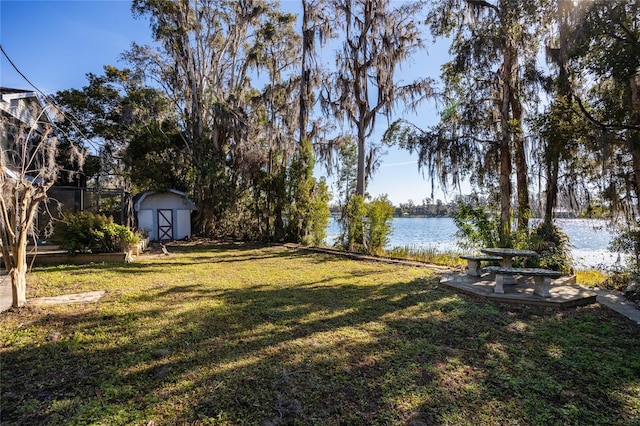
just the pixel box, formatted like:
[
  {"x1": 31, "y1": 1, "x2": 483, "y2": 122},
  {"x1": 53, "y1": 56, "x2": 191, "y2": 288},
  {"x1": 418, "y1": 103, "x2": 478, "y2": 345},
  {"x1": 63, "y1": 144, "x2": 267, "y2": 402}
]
[
  {"x1": 453, "y1": 200, "x2": 500, "y2": 250},
  {"x1": 365, "y1": 195, "x2": 395, "y2": 256},
  {"x1": 525, "y1": 222, "x2": 574, "y2": 273},
  {"x1": 308, "y1": 179, "x2": 331, "y2": 246},
  {"x1": 384, "y1": 245, "x2": 465, "y2": 267},
  {"x1": 609, "y1": 226, "x2": 640, "y2": 274},
  {"x1": 336, "y1": 195, "x2": 394, "y2": 255},
  {"x1": 53, "y1": 212, "x2": 138, "y2": 254},
  {"x1": 576, "y1": 269, "x2": 609, "y2": 288}
]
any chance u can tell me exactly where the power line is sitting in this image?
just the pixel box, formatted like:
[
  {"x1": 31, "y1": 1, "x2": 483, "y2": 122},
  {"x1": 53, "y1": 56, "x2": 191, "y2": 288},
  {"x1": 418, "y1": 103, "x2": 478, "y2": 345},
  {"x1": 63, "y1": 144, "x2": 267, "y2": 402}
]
[
  {"x1": 1, "y1": 43, "x2": 101, "y2": 152},
  {"x1": 1, "y1": 44, "x2": 53, "y2": 101}
]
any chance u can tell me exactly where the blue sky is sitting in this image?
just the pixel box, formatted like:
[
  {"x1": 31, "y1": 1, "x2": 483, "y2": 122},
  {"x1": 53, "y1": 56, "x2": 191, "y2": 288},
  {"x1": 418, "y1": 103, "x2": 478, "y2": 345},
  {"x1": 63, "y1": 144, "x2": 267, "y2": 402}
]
[{"x1": 1, "y1": 0, "x2": 461, "y2": 205}]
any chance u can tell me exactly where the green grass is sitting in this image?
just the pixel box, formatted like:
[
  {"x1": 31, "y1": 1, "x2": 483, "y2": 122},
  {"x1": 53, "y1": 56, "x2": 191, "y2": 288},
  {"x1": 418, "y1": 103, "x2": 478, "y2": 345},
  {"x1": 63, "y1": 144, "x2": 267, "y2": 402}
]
[
  {"x1": 383, "y1": 245, "x2": 465, "y2": 268},
  {"x1": 1, "y1": 243, "x2": 639, "y2": 425}
]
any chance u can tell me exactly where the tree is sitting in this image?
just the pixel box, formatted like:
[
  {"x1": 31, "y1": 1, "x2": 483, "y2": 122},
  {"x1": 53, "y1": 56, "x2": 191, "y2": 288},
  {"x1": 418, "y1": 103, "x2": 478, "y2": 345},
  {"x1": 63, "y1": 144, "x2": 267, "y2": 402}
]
[
  {"x1": 1, "y1": 99, "x2": 79, "y2": 307},
  {"x1": 299, "y1": 0, "x2": 336, "y2": 147},
  {"x1": 387, "y1": 0, "x2": 550, "y2": 245},
  {"x1": 127, "y1": 0, "x2": 279, "y2": 235},
  {"x1": 286, "y1": 138, "x2": 330, "y2": 245},
  {"x1": 570, "y1": 0, "x2": 640, "y2": 219},
  {"x1": 55, "y1": 66, "x2": 187, "y2": 195},
  {"x1": 538, "y1": 0, "x2": 575, "y2": 226},
  {"x1": 56, "y1": 67, "x2": 133, "y2": 190},
  {"x1": 322, "y1": 0, "x2": 433, "y2": 198}
]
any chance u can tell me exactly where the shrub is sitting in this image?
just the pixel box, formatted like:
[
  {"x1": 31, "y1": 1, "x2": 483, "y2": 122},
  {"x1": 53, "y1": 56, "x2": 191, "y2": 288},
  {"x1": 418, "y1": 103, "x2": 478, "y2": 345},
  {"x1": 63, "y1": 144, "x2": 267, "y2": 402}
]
[
  {"x1": 526, "y1": 222, "x2": 574, "y2": 274},
  {"x1": 365, "y1": 195, "x2": 395, "y2": 256},
  {"x1": 344, "y1": 194, "x2": 367, "y2": 252},
  {"x1": 336, "y1": 195, "x2": 394, "y2": 255},
  {"x1": 308, "y1": 179, "x2": 331, "y2": 246},
  {"x1": 609, "y1": 227, "x2": 640, "y2": 274},
  {"x1": 453, "y1": 201, "x2": 500, "y2": 250},
  {"x1": 53, "y1": 212, "x2": 138, "y2": 254}
]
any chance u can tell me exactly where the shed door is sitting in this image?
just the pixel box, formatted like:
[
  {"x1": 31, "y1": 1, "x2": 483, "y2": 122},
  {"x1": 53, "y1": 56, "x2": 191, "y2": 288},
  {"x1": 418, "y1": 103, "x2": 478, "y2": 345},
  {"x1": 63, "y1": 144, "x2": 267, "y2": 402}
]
[{"x1": 157, "y1": 209, "x2": 174, "y2": 241}]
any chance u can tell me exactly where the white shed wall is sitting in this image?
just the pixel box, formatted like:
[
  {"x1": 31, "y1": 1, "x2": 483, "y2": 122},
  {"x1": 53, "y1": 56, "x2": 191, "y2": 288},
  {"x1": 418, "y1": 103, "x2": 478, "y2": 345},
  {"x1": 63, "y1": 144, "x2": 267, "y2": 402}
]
[
  {"x1": 176, "y1": 209, "x2": 192, "y2": 239},
  {"x1": 139, "y1": 193, "x2": 192, "y2": 210},
  {"x1": 135, "y1": 191, "x2": 195, "y2": 241},
  {"x1": 137, "y1": 209, "x2": 155, "y2": 240}
]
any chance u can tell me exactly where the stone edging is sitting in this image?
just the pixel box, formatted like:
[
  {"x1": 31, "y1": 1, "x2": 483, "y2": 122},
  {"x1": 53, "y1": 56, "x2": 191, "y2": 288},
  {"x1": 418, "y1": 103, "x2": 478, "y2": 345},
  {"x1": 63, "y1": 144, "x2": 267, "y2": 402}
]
[{"x1": 282, "y1": 243, "x2": 453, "y2": 273}]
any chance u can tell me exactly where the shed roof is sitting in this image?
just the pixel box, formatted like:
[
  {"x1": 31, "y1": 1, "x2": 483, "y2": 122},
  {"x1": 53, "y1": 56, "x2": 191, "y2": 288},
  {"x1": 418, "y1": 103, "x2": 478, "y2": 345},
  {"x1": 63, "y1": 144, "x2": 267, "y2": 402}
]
[{"x1": 133, "y1": 189, "x2": 197, "y2": 212}]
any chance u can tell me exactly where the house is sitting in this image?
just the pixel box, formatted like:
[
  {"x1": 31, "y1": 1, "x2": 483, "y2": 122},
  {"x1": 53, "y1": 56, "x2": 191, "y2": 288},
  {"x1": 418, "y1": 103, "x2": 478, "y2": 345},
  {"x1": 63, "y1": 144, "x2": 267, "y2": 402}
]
[
  {"x1": 0, "y1": 87, "x2": 52, "y2": 164},
  {"x1": 133, "y1": 190, "x2": 196, "y2": 241},
  {"x1": 1, "y1": 88, "x2": 135, "y2": 232},
  {"x1": 0, "y1": 87, "x2": 50, "y2": 129}
]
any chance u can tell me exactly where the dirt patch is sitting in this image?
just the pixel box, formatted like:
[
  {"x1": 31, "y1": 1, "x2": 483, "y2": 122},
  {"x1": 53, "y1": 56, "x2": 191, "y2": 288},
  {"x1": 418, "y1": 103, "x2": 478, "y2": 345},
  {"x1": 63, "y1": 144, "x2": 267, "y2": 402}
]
[{"x1": 29, "y1": 290, "x2": 107, "y2": 307}]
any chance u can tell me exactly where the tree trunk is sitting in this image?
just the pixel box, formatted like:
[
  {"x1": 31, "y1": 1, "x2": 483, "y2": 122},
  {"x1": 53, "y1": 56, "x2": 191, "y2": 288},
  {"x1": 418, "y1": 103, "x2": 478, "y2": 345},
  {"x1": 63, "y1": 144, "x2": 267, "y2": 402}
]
[
  {"x1": 498, "y1": 36, "x2": 514, "y2": 246},
  {"x1": 544, "y1": 159, "x2": 559, "y2": 226},
  {"x1": 356, "y1": 131, "x2": 366, "y2": 197},
  {"x1": 499, "y1": 138, "x2": 512, "y2": 246},
  {"x1": 10, "y1": 260, "x2": 27, "y2": 308},
  {"x1": 512, "y1": 96, "x2": 529, "y2": 232},
  {"x1": 10, "y1": 197, "x2": 32, "y2": 308},
  {"x1": 299, "y1": 0, "x2": 312, "y2": 146},
  {"x1": 630, "y1": 72, "x2": 640, "y2": 217},
  {"x1": 544, "y1": 0, "x2": 571, "y2": 227}
]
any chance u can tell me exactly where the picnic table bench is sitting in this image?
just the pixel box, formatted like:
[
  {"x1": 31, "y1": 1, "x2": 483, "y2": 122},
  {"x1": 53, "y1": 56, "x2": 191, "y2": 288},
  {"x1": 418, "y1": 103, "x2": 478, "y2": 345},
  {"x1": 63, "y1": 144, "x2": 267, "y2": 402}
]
[
  {"x1": 460, "y1": 255, "x2": 503, "y2": 277},
  {"x1": 484, "y1": 266, "x2": 562, "y2": 297},
  {"x1": 480, "y1": 248, "x2": 539, "y2": 285}
]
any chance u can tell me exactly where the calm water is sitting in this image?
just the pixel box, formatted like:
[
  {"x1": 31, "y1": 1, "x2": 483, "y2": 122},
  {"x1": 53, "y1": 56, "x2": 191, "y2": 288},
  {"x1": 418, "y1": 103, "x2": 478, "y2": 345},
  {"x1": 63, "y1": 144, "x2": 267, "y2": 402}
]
[{"x1": 326, "y1": 217, "x2": 621, "y2": 268}]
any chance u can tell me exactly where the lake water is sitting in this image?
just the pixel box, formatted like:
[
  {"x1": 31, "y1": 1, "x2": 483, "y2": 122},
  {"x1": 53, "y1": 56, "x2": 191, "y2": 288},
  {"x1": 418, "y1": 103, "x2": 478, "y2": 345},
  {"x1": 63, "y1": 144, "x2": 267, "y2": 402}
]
[{"x1": 326, "y1": 217, "x2": 622, "y2": 269}]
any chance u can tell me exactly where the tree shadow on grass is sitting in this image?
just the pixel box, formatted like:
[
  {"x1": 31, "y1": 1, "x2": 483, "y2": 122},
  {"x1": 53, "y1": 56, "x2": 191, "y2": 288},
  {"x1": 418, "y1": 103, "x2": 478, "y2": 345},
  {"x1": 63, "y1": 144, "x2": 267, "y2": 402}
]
[{"x1": 2, "y1": 251, "x2": 639, "y2": 425}]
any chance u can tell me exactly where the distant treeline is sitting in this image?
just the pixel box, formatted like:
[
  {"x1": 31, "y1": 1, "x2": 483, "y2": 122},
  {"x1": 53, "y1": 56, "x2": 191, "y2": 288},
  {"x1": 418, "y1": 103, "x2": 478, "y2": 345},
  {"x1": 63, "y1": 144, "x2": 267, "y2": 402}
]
[{"x1": 330, "y1": 198, "x2": 602, "y2": 219}]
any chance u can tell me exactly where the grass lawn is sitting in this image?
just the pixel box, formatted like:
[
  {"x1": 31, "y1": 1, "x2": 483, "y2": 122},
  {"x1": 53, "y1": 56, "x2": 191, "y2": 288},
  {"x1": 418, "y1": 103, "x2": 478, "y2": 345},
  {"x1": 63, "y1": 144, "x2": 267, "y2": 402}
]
[{"x1": 1, "y1": 243, "x2": 639, "y2": 425}]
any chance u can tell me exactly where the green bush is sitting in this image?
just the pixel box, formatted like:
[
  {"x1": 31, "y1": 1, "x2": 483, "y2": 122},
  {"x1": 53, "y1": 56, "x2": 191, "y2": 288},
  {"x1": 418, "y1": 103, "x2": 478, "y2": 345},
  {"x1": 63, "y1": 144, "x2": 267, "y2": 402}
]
[
  {"x1": 53, "y1": 212, "x2": 138, "y2": 254},
  {"x1": 609, "y1": 227, "x2": 640, "y2": 274},
  {"x1": 366, "y1": 195, "x2": 395, "y2": 256},
  {"x1": 308, "y1": 178, "x2": 331, "y2": 246},
  {"x1": 526, "y1": 222, "x2": 574, "y2": 274},
  {"x1": 453, "y1": 201, "x2": 500, "y2": 250},
  {"x1": 344, "y1": 194, "x2": 367, "y2": 252},
  {"x1": 337, "y1": 195, "x2": 394, "y2": 256}
]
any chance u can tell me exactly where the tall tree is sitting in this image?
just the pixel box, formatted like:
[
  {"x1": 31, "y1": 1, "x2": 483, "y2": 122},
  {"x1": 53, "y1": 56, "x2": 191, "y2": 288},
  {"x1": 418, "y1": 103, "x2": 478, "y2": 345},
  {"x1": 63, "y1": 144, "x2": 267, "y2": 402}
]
[
  {"x1": 570, "y1": 0, "x2": 640, "y2": 219},
  {"x1": 322, "y1": 0, "x2": 433, "y2": 198},
  {"x1": 252, "y1": 12, "x2": 301, "y2": 240},
  {"x1": 55, "y1": 66, "x2": 186, "y2": 195},
  {"x1": 299, "y1": 0, "x2": 335, "y2": 147},
  {"x1": 388, "y1": 0, "x2": 549, "y2": 245},
  {"x1": 539, "y1": 0, "x2": 572, "y2": 225},
  {"x1": 127, "y1": 0, "x2": 289, "y2": 235}
]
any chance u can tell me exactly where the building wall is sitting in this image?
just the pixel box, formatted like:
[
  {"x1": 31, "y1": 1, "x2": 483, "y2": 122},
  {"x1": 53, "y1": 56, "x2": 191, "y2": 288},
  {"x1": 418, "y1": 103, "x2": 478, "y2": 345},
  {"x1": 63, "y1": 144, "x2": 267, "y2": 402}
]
[
  {"x1": 136, "y1": 192, "x2": 193, "y2": 241},
  {"x1": 137, "y1": 209, "x2": 155, "y2": 239}
]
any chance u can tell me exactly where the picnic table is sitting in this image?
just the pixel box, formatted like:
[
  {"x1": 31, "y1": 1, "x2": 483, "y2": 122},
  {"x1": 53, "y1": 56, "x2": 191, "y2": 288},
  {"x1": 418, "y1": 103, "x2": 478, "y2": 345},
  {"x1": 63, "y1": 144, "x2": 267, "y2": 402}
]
[
  {"x1": 484, "y1": 266, "x2": 562, "y2": 296},
  {"x1": 480, "y1": 248, "x2": 539, "y2": 285},
  {"x1": 459, "y1": 254, "x2": 503, "y2": 276},
  {"x1": 480, "y1": 247, "x2": 539, "y2": 267}
]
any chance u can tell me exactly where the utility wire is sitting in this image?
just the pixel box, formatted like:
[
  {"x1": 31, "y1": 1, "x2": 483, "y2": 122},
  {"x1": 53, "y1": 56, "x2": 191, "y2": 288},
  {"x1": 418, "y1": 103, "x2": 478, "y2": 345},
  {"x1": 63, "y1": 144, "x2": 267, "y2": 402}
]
[
  {"x1": 1, "y1": 43, "x2": 101, "y2": 151},
  {"x1": 1, "y1": 43, "x2": 54, "y2": 101}
]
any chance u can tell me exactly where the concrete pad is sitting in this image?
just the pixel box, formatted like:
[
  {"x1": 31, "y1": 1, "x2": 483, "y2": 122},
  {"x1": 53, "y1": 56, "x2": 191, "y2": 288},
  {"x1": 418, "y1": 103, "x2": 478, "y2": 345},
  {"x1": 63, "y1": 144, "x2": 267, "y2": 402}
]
[
  {"x1": 29, "y1": 290, "x2": 106, "y2": 307},
  {"x1": 440, "y1": 272, "x2": 597, "y2": 308}
]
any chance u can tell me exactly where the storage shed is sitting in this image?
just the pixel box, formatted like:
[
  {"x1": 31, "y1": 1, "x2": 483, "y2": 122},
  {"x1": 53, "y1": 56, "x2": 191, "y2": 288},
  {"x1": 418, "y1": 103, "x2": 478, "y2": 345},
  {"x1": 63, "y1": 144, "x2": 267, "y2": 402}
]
[{"x1": 133, "y1": 190, "x2": 196, "y2": 241}]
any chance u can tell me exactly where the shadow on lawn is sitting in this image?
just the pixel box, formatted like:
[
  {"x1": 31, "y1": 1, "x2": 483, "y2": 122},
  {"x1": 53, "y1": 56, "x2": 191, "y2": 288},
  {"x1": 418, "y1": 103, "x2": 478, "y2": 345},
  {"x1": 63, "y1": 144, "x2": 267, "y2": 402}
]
[
  {"x1": 31, "y1": 243, "x2": 307, "y2": 277},
  {"x1": 2, "y1": 256, "x2": 639, "y2": 424}
]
